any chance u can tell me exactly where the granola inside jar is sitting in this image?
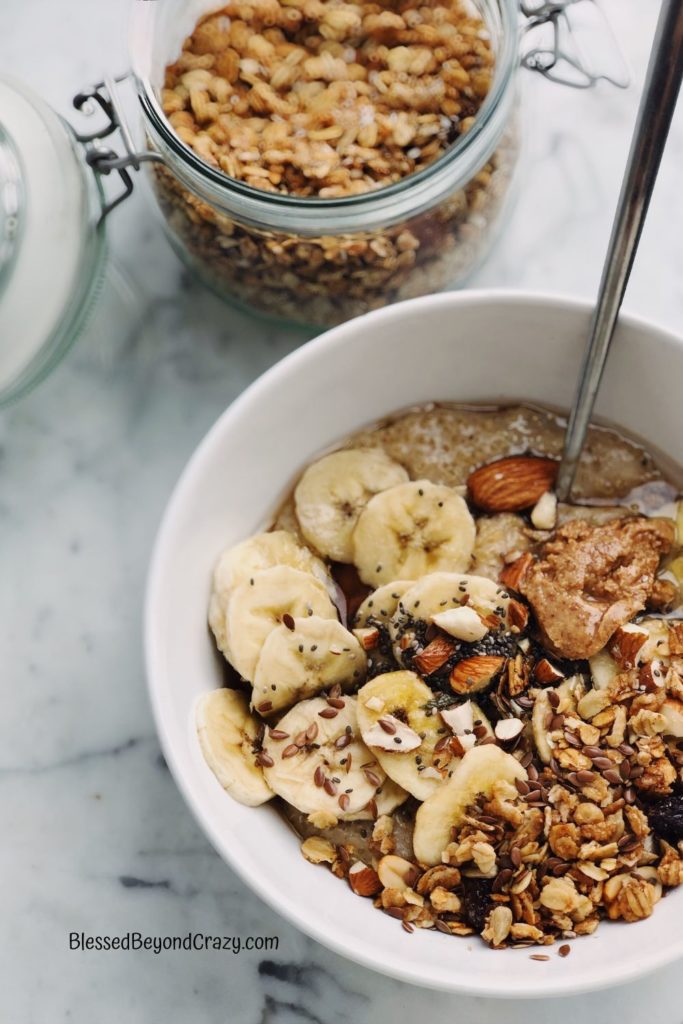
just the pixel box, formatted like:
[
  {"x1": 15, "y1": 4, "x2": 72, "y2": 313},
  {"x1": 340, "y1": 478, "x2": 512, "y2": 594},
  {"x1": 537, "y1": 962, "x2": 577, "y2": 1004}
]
[{"x1": 130, "y1": 0, "x2": 519, "y2": 327}]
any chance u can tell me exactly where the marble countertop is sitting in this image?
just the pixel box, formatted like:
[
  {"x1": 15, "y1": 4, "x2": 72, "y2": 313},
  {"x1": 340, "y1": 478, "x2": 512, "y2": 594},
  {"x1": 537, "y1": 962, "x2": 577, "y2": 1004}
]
[{"x1": 2, "y1": 1, "x2": 683, "y2": 1021}]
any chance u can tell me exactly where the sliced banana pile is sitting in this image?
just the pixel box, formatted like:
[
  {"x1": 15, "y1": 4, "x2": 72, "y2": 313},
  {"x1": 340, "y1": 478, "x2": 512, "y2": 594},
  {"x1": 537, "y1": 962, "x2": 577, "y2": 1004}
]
[
  {"x1": 413, "y1": 745, "x2": 527, "y2": 865},
  {"x1": 356, "y1": 671, "x2": 493, "y2": 801},
  {"x1": 261, "y1": 695, "x2": 408, "y2": 819},
  {"x1": 293, "y1": 448, "x2": 476, "y2": 587},
  {"x1": 201, "y1": 452, "x2": 528, "y2": 823},
  {"x1": 208, "y1": 530, "x2": 333, "y2": 662},
  {"x1": 227, "y1": 565, "x2": 340, "y2": 683},
  {"x1": 196, "y1": 689, "x2": 274, "y2": 807}
]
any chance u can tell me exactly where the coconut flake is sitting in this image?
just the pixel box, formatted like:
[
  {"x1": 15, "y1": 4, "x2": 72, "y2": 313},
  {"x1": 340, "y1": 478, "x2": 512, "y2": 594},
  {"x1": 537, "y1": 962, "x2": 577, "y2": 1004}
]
[
  {"x1": 494, "y1": 718, "x2": 524, "y2": 742},
  {"x1": 431, "y1": 606, "x2": 488, "y2": 642},
  {"x1": 362, "y1": 715, "x2": 421, "y2": 752},
  {"x1": 440, "y1": 700, "x2": 474, "y2": 735}
]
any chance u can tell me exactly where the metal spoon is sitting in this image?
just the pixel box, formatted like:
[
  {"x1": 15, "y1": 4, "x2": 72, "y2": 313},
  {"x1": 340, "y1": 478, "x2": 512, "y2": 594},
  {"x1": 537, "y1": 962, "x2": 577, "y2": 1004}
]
[{"x1": 556, "y1": 0, "x2": 683, "y2": 501}]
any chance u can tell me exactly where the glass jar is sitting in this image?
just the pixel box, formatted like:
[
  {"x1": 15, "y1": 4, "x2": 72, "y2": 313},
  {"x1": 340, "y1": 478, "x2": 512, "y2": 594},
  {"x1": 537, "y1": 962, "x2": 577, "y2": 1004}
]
[
  {"x1": 129, "y1": 0, "x2": 522, "y2": 328},
  {"x1": 0, "y1": 76, "x2": 145, "y2": 406}
]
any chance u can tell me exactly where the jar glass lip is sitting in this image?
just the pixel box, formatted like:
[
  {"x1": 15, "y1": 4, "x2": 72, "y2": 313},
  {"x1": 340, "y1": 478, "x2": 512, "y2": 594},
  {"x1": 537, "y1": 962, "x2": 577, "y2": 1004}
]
[
  {"x1": 0, "y1": 123, "x2": 24, "y2": 295},
  {"x1": 0, "y1": 76, "x2": 106, "y2": 407},
  {"x1": 131, "y1": 0, "x2": 519, "y2": 211}
]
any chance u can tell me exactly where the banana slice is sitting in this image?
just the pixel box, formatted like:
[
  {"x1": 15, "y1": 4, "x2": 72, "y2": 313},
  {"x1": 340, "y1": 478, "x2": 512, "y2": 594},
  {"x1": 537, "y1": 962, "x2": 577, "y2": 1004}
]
[
  {"x1": 227, "y1": 566, "x2": 338, "y2": 683},
  {"x1": 294, "y1": 449, "x2": 409, "y2": 563},
  {"x1": 662, "y1": 698, "x2": 683, "y2": 737},
  {"x1": 261, "y1": 695, "x2": 407, "y2": 819},
  {"x1": 413, "y1": 745, "x2": 527, "y2": 866},
  {"x1": 354, "y1": 580, "x2": 414, "y2": 627},
  {"x1": 209, "y1": 531, "x2": 331, "y2": 659},
  {"x1": 352, "y1": 480, "x2": 476, "y2": 586},
  {"x1": 389, "y1": 572, "x2": 513, "y2": 669},
  {"x1": 353, "y1": 580, "x2": 412, "y2": 675},
  {"x1": 252, "y1": 616, "x2": 366, "y2": 715},
  {"x1": 356, "y1": 671, "x2": 471, "y2": 800},
  {"x1": 196, "y1": 688, "x2": 274, "y2": 807},
  {"x1": 589, "y1": 649, "x2": 619, "y2": 691}
]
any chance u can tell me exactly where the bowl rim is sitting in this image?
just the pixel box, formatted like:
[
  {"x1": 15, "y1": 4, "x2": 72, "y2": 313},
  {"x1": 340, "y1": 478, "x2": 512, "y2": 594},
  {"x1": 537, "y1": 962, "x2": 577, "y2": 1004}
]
[{"x1": 144, "y1": 289, "x2": 683, "y2": 997}]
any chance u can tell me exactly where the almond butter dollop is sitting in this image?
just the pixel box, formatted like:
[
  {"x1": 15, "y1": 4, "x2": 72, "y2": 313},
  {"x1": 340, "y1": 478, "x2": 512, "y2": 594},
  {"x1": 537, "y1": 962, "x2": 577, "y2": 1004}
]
[{"x1": 520, "y1": 516, "x2": 675, "y2": 660}]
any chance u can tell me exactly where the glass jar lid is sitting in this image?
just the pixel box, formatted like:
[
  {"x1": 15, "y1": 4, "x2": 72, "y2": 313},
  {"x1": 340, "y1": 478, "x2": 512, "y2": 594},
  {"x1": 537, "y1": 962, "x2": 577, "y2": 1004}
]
[{"x1": 0, "y1": 76, "x2": 106, "y2": 406}]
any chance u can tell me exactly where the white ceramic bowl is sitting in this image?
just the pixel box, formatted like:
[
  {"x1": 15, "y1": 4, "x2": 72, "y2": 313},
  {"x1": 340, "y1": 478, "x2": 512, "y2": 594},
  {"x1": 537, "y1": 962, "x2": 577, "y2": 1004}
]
[{"x1": 145, "y1": 291, "x2": 683, "y2": 997}]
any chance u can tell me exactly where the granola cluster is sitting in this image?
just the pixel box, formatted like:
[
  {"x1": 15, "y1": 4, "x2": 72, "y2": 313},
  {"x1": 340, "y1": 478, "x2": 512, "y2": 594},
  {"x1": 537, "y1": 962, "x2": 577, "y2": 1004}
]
[{"x1": 153, "y1": 0, "x2": 515, "y2": 326}]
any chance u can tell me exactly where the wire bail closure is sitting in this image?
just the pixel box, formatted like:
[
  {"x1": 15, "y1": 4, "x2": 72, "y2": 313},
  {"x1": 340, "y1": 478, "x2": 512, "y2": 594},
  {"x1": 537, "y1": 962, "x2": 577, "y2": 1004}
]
[
  {"x1": 72, "y1": 74, "x2": 164, "y2": 224},
  {"x1": 520, "y1": 0, "x2": 630, "y2": 89}
]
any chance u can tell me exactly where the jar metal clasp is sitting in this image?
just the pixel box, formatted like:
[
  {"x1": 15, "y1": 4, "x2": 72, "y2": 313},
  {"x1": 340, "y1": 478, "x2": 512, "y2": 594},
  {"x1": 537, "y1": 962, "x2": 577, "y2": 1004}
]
[
  {"x1": 71, "y1": 73, "x2": 164, "y2": 224},
  {"x1": 520, "y1": 0, "x2": 631, "y2": 90}
]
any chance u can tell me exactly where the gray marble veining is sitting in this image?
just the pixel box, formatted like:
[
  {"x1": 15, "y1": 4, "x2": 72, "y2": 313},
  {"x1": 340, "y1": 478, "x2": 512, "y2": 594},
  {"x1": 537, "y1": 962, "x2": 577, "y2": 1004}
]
[{"x1": 2, "y1": 1, "x2": 683, "y2": 1021}]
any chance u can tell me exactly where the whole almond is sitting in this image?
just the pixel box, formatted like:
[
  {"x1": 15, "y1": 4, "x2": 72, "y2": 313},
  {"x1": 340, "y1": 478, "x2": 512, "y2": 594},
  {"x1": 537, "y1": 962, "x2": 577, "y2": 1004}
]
[{"x1": 468, "y1": 456, "x2": 558, "y2": 513}]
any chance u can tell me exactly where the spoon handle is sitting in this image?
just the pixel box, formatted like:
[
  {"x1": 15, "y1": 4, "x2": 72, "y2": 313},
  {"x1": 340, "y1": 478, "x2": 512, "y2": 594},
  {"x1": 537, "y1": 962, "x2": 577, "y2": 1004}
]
[{"x1": 556, "y1": 0, "x2": 683, "y2": 501}]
